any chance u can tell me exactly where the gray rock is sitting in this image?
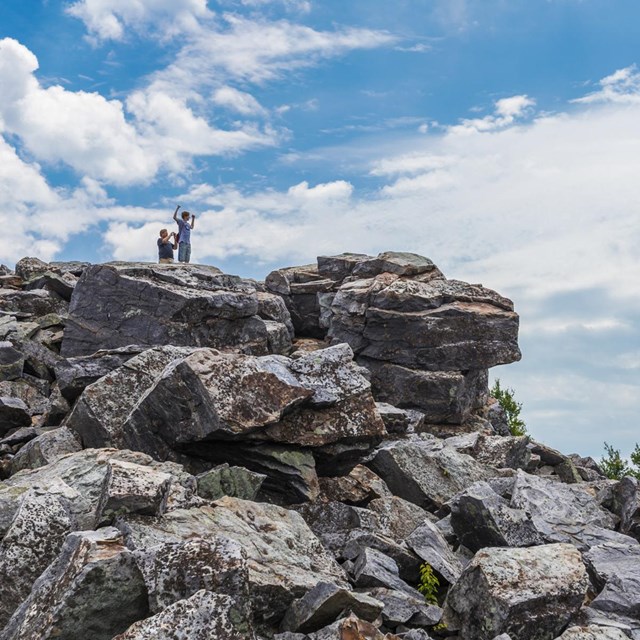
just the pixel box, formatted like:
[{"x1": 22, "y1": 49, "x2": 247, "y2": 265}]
[
  {"x1": 367, "y1": 496, "x2": 428, "y2": 541},
  {"x1": 406, "y1": 518, "x2": 464, "y2": 584},
  {"x1": 0, "y1": 484, "x2": 77, "y2": 627},
  {"x1": 471, "y1": 434, "x2": 531, "y2": 470},
  {"x1": 611, "y1": 476, "x2": 640, "y2": 540},
  {"x1": 376, "y1": 402, "x2": 411, "y2": 434},
  {"x1": 132, "y1": 536, "x2": 249, "y2": 614},
  {"x1": 0, "y1": 288, "x2": 68, "y2": 318},
  {"x1": 0, "y1": 377, "x2": 49, "y2": 416},
  {"x1": 62, "y1": 262, "x2": 291, "y2": 357},
  {"x1": 117, "y1": 498, "x2": 347, "y2": 623},
  {"x1": 366, "y1": 587, "x2": 442, "y2": 627},
  {"x1": 448, "y1": 481, "x2": 544, "y2": 552},
  {"x1": 54, "y1": 345, "x2": 145, "y2": 401},
  {"x1": 280, "y1": 582, "x2": 383, "y2": 633},
  {"x1": 0, "y1": 397, "x2": 31, "y2": 435},
  {"x1": 14, "y1": 257, "x2": 49, "y2": 281},
  {"x1": 10, "y1": 426, "x2": 82, "y2": 474},
  {"x1": 196, "y1": 464, "x2": 266, "y2": 501},
  {"x1": 306, "y1": 612, "x2": 400, "y2": 639},
  {"x1": 318, "y1": 465, "x2": 391, "y2": 505},
  {"x1": 583, "y1": 542, "x2": 640, "y2": 619},
  {"x1": 368, "y1": 438, "x2": 495, "y2": 509},
  {"x1": 443, "y1": 543, "x2": 589, "y2": 640},
  {"x1": 25, "y1": 271, "x2": 76, "y2": 301},
  {"x1": 0, "y1": 341, "x2": 23, "y2": 381},
  {"x1": 350, "y1": 547, "x2": 422, "y2": 596},
  {"x1": 363, "y1": 360, "x2": 488, "y2": 424},
  {"x1": 113, "y1": 590, "x2": 255, "y2": 640},
  {"x1": 555, "y1": 626, "x2": 629, "y2": 640},
  {"x1": 2, "y1": 527, "x2": 148, "y2": 640}
]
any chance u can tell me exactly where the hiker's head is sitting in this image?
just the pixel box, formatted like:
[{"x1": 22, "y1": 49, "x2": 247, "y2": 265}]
[
  {"x1": 159, "y1": 228, "x2": 168, "y2": 238},
  {"x1": 181, "y1": 211, "x2": 190, "y2": 220}
]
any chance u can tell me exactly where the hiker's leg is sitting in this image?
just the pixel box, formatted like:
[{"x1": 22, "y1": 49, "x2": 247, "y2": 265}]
[
  {"x1": 185, "y1": 244, "x2": 191, "y2": 264},
  {"x1": 178, "y1": 243, "x2": 187, "y2": 262}
]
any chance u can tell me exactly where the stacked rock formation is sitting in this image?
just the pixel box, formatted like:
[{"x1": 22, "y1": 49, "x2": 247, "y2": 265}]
[{"x1": 0, "y1": 253, "x2": 638, "y2": 640}]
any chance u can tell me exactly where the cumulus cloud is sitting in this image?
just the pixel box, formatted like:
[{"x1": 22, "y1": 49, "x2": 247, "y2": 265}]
[
  {"x1": 448, "y1": 94, "x2": 535, "y2": 134},
  {"x1": 212, "y1": 86, "x2": 267, "y2": 116},
  {"x1": 573, "y1": 64, "x2": 640, "y2": 105}
]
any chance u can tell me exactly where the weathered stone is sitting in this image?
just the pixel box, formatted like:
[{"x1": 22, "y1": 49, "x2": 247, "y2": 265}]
[
  {"x1": 366, "y1": 587, "x2": 442, "y2": 627},
  {"x1": 0, "y1": 377, "x2": 49, "y2": 415},
  {"x1": 317, "y1": 253, "x2": 372, "y2": 281},
  {"x1": 132, "y1": 536, "x2": 249, "y2": 614},
  {"x1": 25, "y1": 271, "x2": 76, "y2": 301},
  {"x1": 368, "y1": 438, "x2": 495, "y2": 510},
  {"x1": 583, "y1": 542, "x2": 640, "y2": 619},
  {"x1": 406, "y1": 518, "x2": 464, "y2": 584},
  {"x1": 10, "y1": 426, "x2": 82, "y2": 474},
  {"x1": 350, "y1": 547, "x2": 422, "y2": 597},
  {"x1": 555, "y1": 626, "x2": 629, "y2": 640},
  {"x1": 14, "y1": 257, "x2": 49, "y2": 281},
  {"x1": 2, "y1": 527, "x2": 149, "y2": 640},
  {"x1": 98, "y1": 458, "x2": 172, "y2": 524},
  {"x1": 196, "y1": 463, "x2": 266, "y2": 501},
  {"x1": 443, "y1": 543, "x2": 589, "y2": 640},
  {"x1": 448, "y1": 481, "x2": 544, "y2": 552},
  {"x1": 281, "y1": 582, "x2": 383, "y2": 633},
  {"x1": 610, "y1": 476, "x2": 640, "y2": 540},
  {"x1": 471, "y1": 434, "x2": 531, "y2": 470},
  {"x1": 318, "y1": 465, "x2": 391, "y2": 505},
  {"x1": 376, "y1": 402, "x2": 411, "y2": 434},
  {"x1": 54, "y1": 345, "x2": 146, "y2": 401},
  {"x1": 0, "y1": 397, "x2": 31, "y2": 435},
  {"x1": 362, "y1": 359, "x2": 488, "y2": 424},
  {"x1": 367, "y1": 496, "x2": 428, "y2": 541},
  {"x1": 118, "y1": 499, "x2": 347, "y2": 622},
  {"x1": 0, "y1": 288, "x2": 68, "y2": 318},
  {"x1": 0, "y1": 484, "x2": 77, "y2": 627},
  {"x1": 62, "y1": 262, "x2": 291, "y2": 357},
  {"x1": 307, "y1": 612, "x2": 402, "y2": 639},
  {"x1": 0, "y1": 341, "x2": 23, "y2": 381},
  {"x1": 11, "y1": 335, "x2": 61, "y2": 380},
  {"x1": 113, "y1": 590, "x2": 255, "y2": 640}
]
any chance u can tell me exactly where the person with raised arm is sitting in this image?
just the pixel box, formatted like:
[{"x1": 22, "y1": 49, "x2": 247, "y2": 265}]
[{"x1": 173, "y1": 204, "x2": 196, "y2": 264}]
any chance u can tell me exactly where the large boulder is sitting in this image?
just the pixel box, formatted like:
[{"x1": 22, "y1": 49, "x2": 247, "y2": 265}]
[
  {"x1": 443, "y1": 543, "x2": 589, "y2": 640},
  {"x1": 61, "y1": 263, "x2": 293, "y2": 357},
  {"x1": 368, "y1": 437, "x2": 496, "y2": 510},
  {"x1": 2, "y1": 527, "x2": 149, "y2": 640},
  {"x1": 117, "y1": 498, "x2": 347, "y2": 623}
]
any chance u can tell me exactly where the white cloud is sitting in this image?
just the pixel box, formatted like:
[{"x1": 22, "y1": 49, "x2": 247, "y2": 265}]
[
  {"x1": 237, "y1": 0, "x2": 312, "y2": 11},
  {"x1": 66, "y1": 0, "x2": 212, "y2": 42},
  {"x1": 449, "y1": 94, "x2": 535, "y2": 134},
  {"x1": 212, "y1": 86, "x2": 267, "y2": 116},
  {"x1": 573, "y1": 64, "x2": 640, "y2": 105}
]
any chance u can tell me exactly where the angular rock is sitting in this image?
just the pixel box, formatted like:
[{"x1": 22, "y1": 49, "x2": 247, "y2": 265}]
[
  {"x1": 367, "y1": 496, "x2": 428, "y2": 541},
  {"x1": 0, "y1": 288, "x2": 68, "y2": 318},
  {"x1": 471, "y1": 434, "x2": 531, "y2": 470},
  {"x1": 363, "y1": 359, "x2": 488, "y2": 424},
  {"x1": 62, "y1": 262, "x2": 291, "y2": 357},
  {"x1": 376, "y1": 402, "x2": 411, "y2": 434},
  {"x1": 0, "y1": 341, "x2": 23, "y2": 381},
  {"x1": 196, "y1": 463, "x2": 266, "y2": 501},
  {"x1": 611, "y1": 476, "x2": 640, "y2": 540},
  {"x1": 443, "y1": 543, "x2": 589, "y2": 640},
  {"x1": 583, "y1": 542, "x2": 640, "y2": 619},
  {"x1": 0, "y1": 397, "x2": 31, "y2": 435},
  {"x1": 14, "y1": 257, "x2": 49, "y2": 281},
  {"x1": 448, "y1": 481, "x2": 544, "y2": 552},
  {"x1": 0, "y1": 377, "x2": 49, "y2": 416},
  {"x1": 281, "y1": 582, "x2": 383, "y2": 633},
  {"x1": 368, "y1": 438, "x2": 495, "y2": 510},
  {"x1": 118, "y1": 499, "x2": 347, "y2": 622},
  {"x1": 132, "y1": 536, "x2": 249, "y2": 614},
  {"x1": 113, "y1": 590, "x2": 255, "y2": 640},
  {"x1": 406, "y1": 518, "x2": 464, "y2": 584},
  {"x1": 54, "y1": 345, "x2": 146, "y2": 401},
  {"x1": 98, "y1": 458, "x2": 172, "y2": 524},
  {"x1": 0, "y1": 484, "x2": 77, "y2": 627},
  {"x1": 2, "y1": 527, "x2": 149, "y2": 640},
  {"x1": 555, "y1": 626, "x2": 629, "y2": 640},
  {"x1": 24, "y1": 270, "x2": 76, "y2": 301},
  {"x1": 307, "y1": 612, "x2": 402, "y2": 639},
  {"x1": 366, "y1": 587, "x2": 442, "y2": 627},
  {"x1": 10, "y1": 426, "x2": 82, "y2": 474},
  {"x1": 318, "y1": 465, "x2": 391, "y2": 505},
  {"x1": 350, "y1": 547, "x2": 421, "y2": 596}
]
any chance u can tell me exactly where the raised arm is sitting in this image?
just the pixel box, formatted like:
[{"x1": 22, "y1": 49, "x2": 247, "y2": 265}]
[
  {"x1": 172, "y1": 204, "x2": 181, "y2": 222},
  {"x1": 191, "y1": 214, "x2": 196, "y2": 229}
]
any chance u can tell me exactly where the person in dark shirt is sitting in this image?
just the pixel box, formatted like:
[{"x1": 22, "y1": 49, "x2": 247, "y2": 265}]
[
  {"x1": 157, "y1": 228, "x2": 177, "y2": 263},
  {"x1": 173, "y1": 205, "x2": 196, "y2": 263}
]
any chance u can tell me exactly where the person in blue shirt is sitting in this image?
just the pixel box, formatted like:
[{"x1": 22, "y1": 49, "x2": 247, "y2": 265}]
[
  {"x1": 173, "y1": 205, "x2": 196, "y2": 263},
  {"x1": 157, "y1": 228, "x2": 177, "y2": 263}
]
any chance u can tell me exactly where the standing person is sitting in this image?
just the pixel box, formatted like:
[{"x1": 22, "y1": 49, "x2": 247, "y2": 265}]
[
  {"x1": 173, "y1": 205, "x2": 196, "y2": 264},
  {"x1": 157, "y1": 228, "x2": 177, "y2": 263}
]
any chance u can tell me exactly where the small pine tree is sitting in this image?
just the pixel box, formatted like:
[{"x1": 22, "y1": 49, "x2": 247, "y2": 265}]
[
  {"x1": 490, "y1": 378, "x2": 527, "y2": 437},
  {"x1": 600, "y1": 442, "x2": 640, "y2": 481}
]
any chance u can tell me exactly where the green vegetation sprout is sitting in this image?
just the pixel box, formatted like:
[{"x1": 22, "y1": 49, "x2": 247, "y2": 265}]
[
  {"x1": 417, "y1": 562, "x2": 440, "y2": 606},
  {"x1": 490, "y1": 378, "x2": 527, "y2": 437},
  {"x1": 600, "y1": 442, "x2": 640, "y2": 480}
]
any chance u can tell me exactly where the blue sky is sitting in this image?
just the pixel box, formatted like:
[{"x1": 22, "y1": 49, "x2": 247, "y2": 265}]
[{"x1": 1, "y1": 0, "x2": 639, "y2": 459}]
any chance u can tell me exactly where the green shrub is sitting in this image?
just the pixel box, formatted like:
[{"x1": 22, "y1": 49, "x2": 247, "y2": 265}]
[
  {"x1": 417, "y1": 563, "x2": 440, "y2": 606},
  {"x1": 600, "y1": 442, "x2": 640, "y2": 480},
  {"x1": 490, "y1": 378, "x2": 527, "y2": 437}
]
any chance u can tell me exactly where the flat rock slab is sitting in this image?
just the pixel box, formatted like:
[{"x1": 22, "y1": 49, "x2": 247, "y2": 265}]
[
  {"x1": 555, "y1": 627, "x2": 629, "y2": 640},
  {"x1": 61, "y1": 262, "x2": 291, "y2": 357},
  {"x1": 444, "y1": 543, "x2": 589, "y2": 640}
]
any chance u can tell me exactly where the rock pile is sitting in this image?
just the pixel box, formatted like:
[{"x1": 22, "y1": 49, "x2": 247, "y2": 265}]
[{"x1": 0, "y1": 252, "x2": 637, "y2": 640}]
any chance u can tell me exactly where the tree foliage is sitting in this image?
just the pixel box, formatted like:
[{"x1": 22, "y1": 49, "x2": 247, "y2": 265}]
[
  {"x1": 600, "y1": 442, "x2": 640, "y2": 481},
  {"x1": 417, "y1": 563, "x2": 440, "y2": 606},
  {"x1": 490, "y1": 378, "x2": 527, "y2": 437}
]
